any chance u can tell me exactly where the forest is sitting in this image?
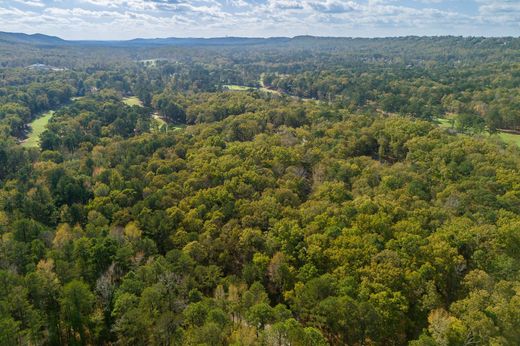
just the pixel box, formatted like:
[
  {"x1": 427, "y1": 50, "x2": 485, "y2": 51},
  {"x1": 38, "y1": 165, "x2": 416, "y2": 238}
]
[{"x1": 1, "y1": 36, "x2": 520, "y2": 345}]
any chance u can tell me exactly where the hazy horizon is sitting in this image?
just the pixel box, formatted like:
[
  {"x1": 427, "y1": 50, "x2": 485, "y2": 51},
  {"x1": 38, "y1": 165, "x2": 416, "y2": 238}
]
[
  {"x1": 7, "y1": 31, "x2": 520, "y2": 42},
  {"x1": 0, "y1": 0, "x2": 519, "y2": 40}
]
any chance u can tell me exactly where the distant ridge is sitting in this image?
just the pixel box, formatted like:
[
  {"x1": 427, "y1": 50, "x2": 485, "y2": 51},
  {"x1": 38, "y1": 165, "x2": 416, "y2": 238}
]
[
  {"x1": 0, "y1": 31, "x2": 66, "y2": 45},
  {"x1": 74, "y1": 36, "x2": 293, "y2": 47},
  {"x1": 128, "y1": 36, "x2": 291, "y2": 46},
  {"x1": 0, "y1": 31, "x2": 516, "y2": 48},
  {"x1": 0, "y1": 31, "x2": 294, "y2": 47}
]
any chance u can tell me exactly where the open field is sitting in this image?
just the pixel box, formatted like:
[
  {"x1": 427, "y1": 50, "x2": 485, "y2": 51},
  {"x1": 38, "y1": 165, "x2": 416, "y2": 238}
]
[
  {"x1": 171, "y1": 124, "x2": 187, "y2": 131},
  {"x1": 123, "y1": 97, "x2": 173, "y2": 131},
  {"x1": 122, "y1": 96, "x2": 143, "y2": 107},
  {"x1": 152, "y1": 114, "x2": 185, "y2": 131},
  {"x1": 223, "y1": 76, "x2": 284, "y2": 96},
  {"x1": 496, "y1": 132, "x2": 520, "y2": 147},
  {"x1": 223, "y1": 74, "x2": 321, "y2": 100},
  {"x1": 436, "y1": 118, "x2": 520, "y2": 147},
  {"x1": 259, "y1": 86, "x2": 281, "y2": 94},
  {"x1": 22, "y1": 111, "x2": 54, "y2": 148},
  {"x1": 223, "y1": 85, "x2": 255, "y2": 91},
  {"x1": 152, "y1": 112, "x2": 168, "y2": 130},
  {"x1": 436, "y1": 118, "x2": 453, "y2": 129},
  {"x1": 259, "y1": 73, "x2": 282, "y2": 95}
]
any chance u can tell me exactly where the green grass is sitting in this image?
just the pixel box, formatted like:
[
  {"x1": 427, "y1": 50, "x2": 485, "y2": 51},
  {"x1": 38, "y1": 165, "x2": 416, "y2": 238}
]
[
  {"x1": 436, "y1": 117, "x2": 520, "y2": 147},
  {"x1": 223, "y1": 85, "x2": 255, "y2": 91},
  {"x1": 436, "y1": 118, "x2": 453, "y2": 129},
  {"x1": 222, "y1": 74, "x2": 293, "y2": 97},
  {"x1": 22, "y1": 111, "x2": 55, "y2": 148},
  {"x1": 151, "y1": 113, "x2": 186, "y2": 132},
  {"x1": 122, "y1": 96, "x2": 143, "y2": 107},
  {"x1": 258, "y1": 73, "x2": 282, "y2": 95},
  {"x1": 172, "y1": 124, "x2": 187, "y2": 131},
  {"x1": 496, "y1": 132, "x2": 520, "y2": 147},
  {"x1": 121, "y1": 97, "x2": 181, "y2": 132},
  {"x1": 259, "y1": 87, "x2": 281, "y2": 95},
  {"x1": 224, "y1": 78, "x2": 282, "y2": 95},
  {"x1": 224, "y1": 83, "x2": 280, "y2": 94},
  {"x1": 259, "y1": 73, "x2": 265, "y2": 86},
  {"x1": 152, "y1": 113, "x2": 167, "y2": 130}
]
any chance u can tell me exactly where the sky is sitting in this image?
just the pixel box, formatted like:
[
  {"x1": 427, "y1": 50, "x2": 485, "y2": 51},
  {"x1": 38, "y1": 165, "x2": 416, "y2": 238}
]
[{"x1": 0, "y1": 0, "x2": 519, "y2": 40}]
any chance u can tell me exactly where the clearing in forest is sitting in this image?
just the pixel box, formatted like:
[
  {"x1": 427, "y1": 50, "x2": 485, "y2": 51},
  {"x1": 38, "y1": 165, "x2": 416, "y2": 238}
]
[
  {"x1": 122, "y1": 96, "x2": 143, "y2": 107},
  {"x1": 436, "y1": 117, "x2": 520, "y2": 146},
  {"x1": 22, "y1": 111, "x2": 55, "y2": 148},
  {"x1": 223, "y1": 85, "x2": 255, "y2": 91},
  {"x1": 123, "y1": 96, "x2": 172, "y2": 131}
]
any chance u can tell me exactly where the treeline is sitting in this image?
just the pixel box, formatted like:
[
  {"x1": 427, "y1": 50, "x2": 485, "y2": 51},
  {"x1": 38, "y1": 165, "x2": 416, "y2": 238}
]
[
  {"x1": 116, "y1": 36, "x2": 520, "y2": 131},
  {"x1": 40, "y1": 90, "x2": 151, "y2": 151},
  {"x1": 0, "y1": 69, "x2": 80, "y2": 137},
  {"x1": 264, "y1": 62, "x2": 520, "y2": 130}
]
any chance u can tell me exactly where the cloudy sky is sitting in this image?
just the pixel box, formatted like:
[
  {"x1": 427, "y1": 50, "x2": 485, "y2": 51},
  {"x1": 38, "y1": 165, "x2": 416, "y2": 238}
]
[{"x1": 0, "y1": 0, "x2": 519, "y2": 40}]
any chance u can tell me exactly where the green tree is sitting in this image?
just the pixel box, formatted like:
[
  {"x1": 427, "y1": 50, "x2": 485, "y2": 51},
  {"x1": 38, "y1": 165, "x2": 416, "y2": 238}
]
[{"x1": 60, "y1": 280, "x2": 95, "y2": 345}]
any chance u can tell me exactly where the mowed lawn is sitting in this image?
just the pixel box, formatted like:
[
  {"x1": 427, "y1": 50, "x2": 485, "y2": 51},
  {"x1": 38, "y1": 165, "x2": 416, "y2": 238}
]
[
  {"x1": 122, "y1": 96, "x2": 143, "y2": 107},
  {"x1": 123, "y1": 96, "x2": 172, "y2": 131},
  {"x1": 436, "y1": 118, "x2": 520, "y2": 147},
  {"x1": 223, "y1": 85, "x2": 255, "y2": 91},
  {"x1": 224, "y1": 83, "x2": 281, "y2": 95},
  {"x1": 496, "y1": 132, "x2": 520, "y2": 147},
  {"x1": 22, "y1": 111, "x2": 55, "y2": 148},
  {"x1": 152, "y1": 113, "x2": 168, "y2": 129},
  {"x1": 221, "y1": 74, "x2": 290, "y2": 96},
  {"x1": 436, "y1": 118, "x2": 453, "y2": 129}
]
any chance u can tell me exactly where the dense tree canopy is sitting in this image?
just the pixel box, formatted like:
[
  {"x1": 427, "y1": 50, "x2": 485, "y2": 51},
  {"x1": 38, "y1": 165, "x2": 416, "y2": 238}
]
[{"x1": 1, "y1": 36, "x2": 520, "y2": 345}]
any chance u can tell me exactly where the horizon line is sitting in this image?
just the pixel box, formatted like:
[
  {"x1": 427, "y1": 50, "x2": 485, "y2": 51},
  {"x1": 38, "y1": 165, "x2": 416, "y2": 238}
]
[{"x1": 2, "y1": 30, "x2": 519, "y2": 42}]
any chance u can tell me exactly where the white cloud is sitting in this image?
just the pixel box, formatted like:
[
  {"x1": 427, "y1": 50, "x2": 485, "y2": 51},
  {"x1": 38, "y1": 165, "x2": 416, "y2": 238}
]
[
  {"x1": 12, "y1": 0, "x2": 45, "y2": 7},
  {"x1": 0, "y1": 0, "x2": 518, "y2": 39},
  {"x1": 307, "y1": 0, "x2": 360, "y2": 13},
  {"x1": 477, "y1": 0, "x2": 520, "y2": 24}
]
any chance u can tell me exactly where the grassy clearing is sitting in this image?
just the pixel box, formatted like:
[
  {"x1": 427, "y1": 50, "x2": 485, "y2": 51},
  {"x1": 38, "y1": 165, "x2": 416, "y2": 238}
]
[
  {"x1": 259, "y1": 87, "x2": 281, "y2": 95},
  {"x1": 259, "y1": 73, "x2": 282, "y2": 95},
  {"x1": 496, "y1": 132, "x2": 520, "y2": 147},
  {"x1": 151, "y1": 113, "x2": 185, "y2": 132},
  {"x1": 121, "y1": 97, "x2": 178, "y2": 132},
  {"x1": 22, "y1": 111, "x2": 55, "y2": 148},
  {"x1": 436, "y1": 117, "x2": 520, "y2": 147},
  {"x1": 436, "y1": 118, "x2": 453, "y2": 129},
  {"x1": 122, "y1": 96, "x2": 143, "y2": 107},
  {"x1": 121, "y1": 97, "x2": 168, "y2": 132},
  {"x1": 223, "y1": 76, "x2": 282, "y2": 95},
  {"x1": 171, "y1": 124, "x2": 187, "y2": 131},
  {"x1": 152, "y1": 113, "x2": 168, "y2": 131},
  {"x1": 223, "y1": 85, "x2": 255, "y2": 91},
  {"x1": 224, "y1": 83, "x2": 279, "y2": 94}
]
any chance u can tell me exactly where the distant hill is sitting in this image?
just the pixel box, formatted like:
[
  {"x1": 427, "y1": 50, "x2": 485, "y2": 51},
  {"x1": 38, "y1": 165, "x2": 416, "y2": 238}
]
[
  {"x1": 0, "y1": 32, "x2": 67, "y2": 46},
  {"x1": 129, "y1": 36, "x2": 291, "y2": 46},
  {"x1": 1, "y1": 31, "x2": 514, "y2": 50},
  {"x1": 0, "y1": 31, "x2": 295, "y2": 47},
  {"x1": 73, "y1": 36, "x2": 292, "y2": 47}
]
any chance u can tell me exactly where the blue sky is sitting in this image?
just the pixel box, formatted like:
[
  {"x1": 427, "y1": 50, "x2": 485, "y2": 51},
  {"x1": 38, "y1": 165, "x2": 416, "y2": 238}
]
[{"x1": 0, "y1": 0, "x2": 519, "y2": 40}]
